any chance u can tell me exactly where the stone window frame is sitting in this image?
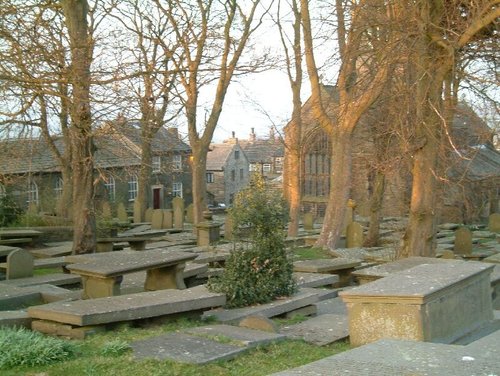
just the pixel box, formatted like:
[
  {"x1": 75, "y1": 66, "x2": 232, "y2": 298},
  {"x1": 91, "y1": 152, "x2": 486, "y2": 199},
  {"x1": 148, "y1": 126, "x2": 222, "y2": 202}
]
[
  {"x1": 128, "y1": 174, "x2": 139, "y2": 201},
  {"x1": 231, "y1": 169, "x2": 235, "y2": 181},
  {"x1": 152, "y1": 156, "x2": 161, "y2": 173},
  {"x1": 172, "y1": 182, "x2": 183, "y2": 198},
  {"x1": 27, "y1": 180, "x2": 39, "y2": 205},
  {"x1": 234, "y1": 150, "x2": 240, "y2": 159},
  {"x1": 172, "y1": 154, "x2": 182, "y2": 170},
  {"x1": 239, "y1": 168, "x2": 244, "y2": 180},
  {"x1": 262, "y1": 163, "x2": 271, "y2": 172},
  {"x1": 54, "y1": 177, "x2": 63, "y2": 198},
  {"x1": 104, "y1": 175, "x2": 116, "y2": 202},
  {"x1": 206, "y1": 172, "x2": 214, "y2": 183}
]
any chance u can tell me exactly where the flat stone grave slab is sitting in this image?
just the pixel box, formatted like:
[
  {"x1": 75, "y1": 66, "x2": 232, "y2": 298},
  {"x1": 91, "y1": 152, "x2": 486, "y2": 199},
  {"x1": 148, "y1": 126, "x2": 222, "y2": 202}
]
[
  {"x1": 28, "y1": 285, "x2": 225, "y2": 326},
  {"x1": 280, "y1": 313, "x2": 349, "y2": 346},
  {"x1": 352, "y1": 256, "x2": 447, "y2": 285},
  {"x1": 193, "y1": 251, "x2": 230, "y2": 266},
  {"x1": 0, "y1": 284, "x2": 42, "y2": 310},
  {"x1": 330, "y1": 247, "x2": 396, "y2": 263},
  {"x1": 0, "y1": 245, "x2": 20, "y2": 258},
  {"x1": 340, "y1": 261, "x2": 494, "y2": 346},
  {"x1": 270, "y1": 338, "x2": 500, "y2": 376},
  {"x1": 0, "y1": 273, "x2": 80, "y2": 288},
  {"x1": 293, "y1": 258, "x2": 361, "y2": 286},
  {"x1": 185, "y1": 324, "x2": 286, "y2": 347},
  {"x1": 0, "y1": 310, "x2": 31, "y2": 328},
  {"x1": 465, "y1": 325, "x2": 500, "y2": 359},
  {"x1": 202, "y1": 288, "x2": 327, "y2": 324},
  {"x1": 131, "y1": 332, "x2": 247, "y2": 364},
  {"x1": 483, "y1": 253, "x2": 500, "y2": 263},
  {"x1": 293, "y1": 272, "x2": 339, "y2": 288},
  {"x1": 31, "y1": 244, "x2": 72, "y2": 259},
  {"x1": 314, "y1": 296, "x2": 348, "y2": 316}
]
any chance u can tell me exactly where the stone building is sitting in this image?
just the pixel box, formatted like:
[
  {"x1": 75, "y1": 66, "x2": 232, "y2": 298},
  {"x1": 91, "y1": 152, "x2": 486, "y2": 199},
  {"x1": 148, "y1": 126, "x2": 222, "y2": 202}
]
[
  {"x1": 241, "y1": 128, "x2": 284, "y2": 180},
  {"x1": 283, "y1": 85, "x2": 499, "y2": 223},
  {"x1": 206, "y1": 134, "x2": 250, "y2": 206},
  {"x1": 0, "y1": 122, "x2": 192, "y2": 215}
]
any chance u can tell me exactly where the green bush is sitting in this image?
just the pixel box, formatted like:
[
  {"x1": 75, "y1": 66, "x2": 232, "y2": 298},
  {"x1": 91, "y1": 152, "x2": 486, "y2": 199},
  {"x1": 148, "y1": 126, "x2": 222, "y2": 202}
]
[
  {"x1": 0, "y1": 195, "x2": 21, "y2": 227},
  {"x1": 208, "y1": 174, "x2": 296, "y2": 308},
  {"x1": 0, "y1": 327, "x2": 77, "y2": 369}
]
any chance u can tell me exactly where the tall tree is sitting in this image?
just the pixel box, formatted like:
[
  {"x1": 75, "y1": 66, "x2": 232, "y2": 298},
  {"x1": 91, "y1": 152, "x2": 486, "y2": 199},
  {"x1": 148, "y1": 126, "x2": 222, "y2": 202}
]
[
  {"x1": 154, "y1": 0, "x2": 269, "y2": 224},
  {"x1": 61, "y1": 0, "x2": 96, "y2": 254}
]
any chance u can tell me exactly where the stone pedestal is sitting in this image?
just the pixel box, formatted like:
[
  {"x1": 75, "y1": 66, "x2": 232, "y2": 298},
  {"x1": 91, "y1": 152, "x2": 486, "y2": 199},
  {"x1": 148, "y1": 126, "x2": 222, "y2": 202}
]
[
  {"x1": 196, "y1": 221, "x2": 222, "y2": 246},
  {"x1": 341, "y1": 261, "x2": 494, "y2": 347}
]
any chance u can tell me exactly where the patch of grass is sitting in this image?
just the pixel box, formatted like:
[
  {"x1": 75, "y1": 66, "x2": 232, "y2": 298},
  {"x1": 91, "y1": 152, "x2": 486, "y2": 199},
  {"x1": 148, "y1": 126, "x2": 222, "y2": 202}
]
[
  {"x1": 0, "y1": 327, "x2": 78, "y2": 369},
  {"x1": 100, "y1": 340, "x2": 130, "y2": 357},
  {"x1": 273, "y1": 314, "x2": 309, "y2": 326},
  {"x1": 33, "y1": 267, "x2": 61, "y2": 276},
  {"x1": 291, "y1": 246, "x2": 331, "y2": 260},
  {"x1": 0, "y1": 322, "x2": 351, "y2": 376}
]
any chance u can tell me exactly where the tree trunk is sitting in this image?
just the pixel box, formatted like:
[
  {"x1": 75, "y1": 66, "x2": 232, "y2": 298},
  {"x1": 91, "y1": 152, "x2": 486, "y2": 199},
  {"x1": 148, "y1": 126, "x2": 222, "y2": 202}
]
[
  {"x1": 191, "y1": 143, "x2": 208, "y2": 225},
  {"x1": 58, "y1": 166, "x2": 73, "y2": 218},
  {"x1": 364, "y1": 170, "x2": 385, "y2": 247},
  {"x1": 137, "y1": 129, "x2": 153, "y2": 220},
  {"x1": 315, "y1": 128, "x2": 352, "y2": 249},
  {"x1": 286, "y1": 145, "x2": 301, "y2": 237},
  {"x1": 61, "y1": 0, "x2": 96, "y2": 254}
]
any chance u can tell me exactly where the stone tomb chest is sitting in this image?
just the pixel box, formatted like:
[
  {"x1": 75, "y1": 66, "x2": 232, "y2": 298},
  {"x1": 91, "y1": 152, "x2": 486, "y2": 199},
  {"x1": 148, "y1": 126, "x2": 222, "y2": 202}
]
[{"x1": 340, "y1": 260, "x2": 494, "y2": 347}]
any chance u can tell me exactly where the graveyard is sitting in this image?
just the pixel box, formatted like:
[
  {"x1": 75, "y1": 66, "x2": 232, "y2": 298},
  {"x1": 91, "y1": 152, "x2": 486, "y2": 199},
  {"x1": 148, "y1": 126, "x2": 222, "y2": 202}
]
[{"x1": 0, "y1": 200, "x2": 499, "y2": 375}]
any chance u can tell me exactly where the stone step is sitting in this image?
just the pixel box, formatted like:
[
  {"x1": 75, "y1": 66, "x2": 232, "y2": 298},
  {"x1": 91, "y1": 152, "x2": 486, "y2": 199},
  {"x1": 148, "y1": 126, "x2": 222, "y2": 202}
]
[
  {"x1": 280, "y1": 313, "x2": 349, "y2": 346},
  {"x1": 202, "y1": 288, "x2": 329, "y2": 324},
  {"x1": 28, "y1": 285, "x2": 226, "y2": 326}
]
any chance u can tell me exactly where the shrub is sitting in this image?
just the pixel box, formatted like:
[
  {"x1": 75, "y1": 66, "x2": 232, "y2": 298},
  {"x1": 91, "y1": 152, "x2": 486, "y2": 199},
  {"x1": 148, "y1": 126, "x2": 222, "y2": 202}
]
[
  {"x1": 208, "y1": 174, "x2": 296, "y2": 307},
  {"x1": 0, "y1": 195, "x2": 21, "y2": 227},
  {"x1": 0, "y1": 327, "x2": 77, "y2": 369}
]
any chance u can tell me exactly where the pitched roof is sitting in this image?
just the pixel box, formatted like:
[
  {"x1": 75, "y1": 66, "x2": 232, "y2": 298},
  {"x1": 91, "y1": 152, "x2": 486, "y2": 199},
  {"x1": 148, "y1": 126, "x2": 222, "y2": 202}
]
[
  {"x1": 448, "y1": 144, "x2": 500, "y2": 182},
  {"x1": 206, "y1": 143, "x2": 237, "y2": 171},
  {"x1": 240, "y1": 139, "x2": 284, "y2": 164}
]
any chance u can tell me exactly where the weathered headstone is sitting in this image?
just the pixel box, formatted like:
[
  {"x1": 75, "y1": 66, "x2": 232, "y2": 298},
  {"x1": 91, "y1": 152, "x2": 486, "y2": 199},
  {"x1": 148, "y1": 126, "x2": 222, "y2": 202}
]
[
  {"x1": 303, "y1": 212, "x2": 314, "y2": 231},
  {"x1": 6, "y1": 249, "x2": 34, "y2": 280},
  {"x1": 145, "y1": 208, "x2": 153, "y2": 222},
  {"x1": 224, "y1": 215, "x2": 234, "y2": 241},
  {"x1": 346, "y1": 221, "x2": 363, "y2": 248},
  {"x1": 162, "y1": 209, "x2": 173, "y2": 229},
  {"x1": 172, "y1": 197, "x2": 185, "y2": 229},
  {"x1": 133, "y1": 200, "x2": 142, "y2": 223},
  {"x1": 186, "y1": 204, "x2": 194, "y2": 224},
  {"x1": 489, "y1": 213, "x2": 500, "y2": 233},
  {"x1": 454, "y1": 227, "x2": 472, "y2": 255},
  {"x1": 101, "y1": 201, "x2": 112, "y2": 220},
  {"x1": 342, "y1": 199, "x2": 356, "y2": 236},
  {"x1": 117, "y1": 203, "x2": 128, "y2": 222},
  {"x1": 151, "y1": 209, "x2": 164, "y2": 230},
  {"x1": 441, "y1": 250, "x2": 455, "y2": 259}
]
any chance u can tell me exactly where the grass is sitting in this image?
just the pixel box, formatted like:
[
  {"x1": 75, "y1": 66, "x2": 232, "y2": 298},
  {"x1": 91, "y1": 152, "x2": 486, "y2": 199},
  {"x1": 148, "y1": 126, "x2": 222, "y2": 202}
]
[
  {"x1": 290, "y1": 246, "x2": 332, "y2": 260},
  {"x1": 0, "y1": 319, "x2": 350, "y2": 376}
]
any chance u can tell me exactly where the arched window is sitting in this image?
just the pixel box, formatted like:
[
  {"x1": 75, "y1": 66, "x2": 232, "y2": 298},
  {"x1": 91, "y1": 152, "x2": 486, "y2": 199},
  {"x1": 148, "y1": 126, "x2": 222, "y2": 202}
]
[
  {"x1": 104, "y1": 175, "x2": 115, "y2": 202},
  {"x1": 302, "y1": 129, "x2": 331, "y2": 198},
  {"x1": 54, "y1": 177, "x2": 63, "y2": 198},
  {"x1": 27, "y1": 180, "x2": 39, "y2": 205},
  {"x1": 128, "y1": 174, "x2": 139, "y2": 201}
]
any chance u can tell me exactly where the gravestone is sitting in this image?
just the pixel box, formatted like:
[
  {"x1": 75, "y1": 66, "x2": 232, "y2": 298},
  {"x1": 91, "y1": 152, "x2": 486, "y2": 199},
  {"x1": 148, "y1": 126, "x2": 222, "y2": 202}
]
[
  {"x1": 346, "y1": 221, "x2": 363, "y2": 248},
  {"x1": 145, "y1": 208, "x2": 153, "y2": 222},
  {"x1": 303, "y1": 212, "x2": 314, "y2": 231},
  {"x1": 6, "y1": 249, "x2": 34, "y2": 280},
  {"x1": 489, "y1": 213, "x2": 500, "y2": 233},
  {"x1": 151, "y1": 209, "x2": 164, "y2": 230},
  {"x1": 454, "y1": 227, "x2": 472, "y2": 255},
  {"x1": 133, "y1": 200, "x2": 142, "y2": 223},
  {"x1": 186, "y1": 204, "x2": 194, "y2": 224},
  {"x1": 224, "y1": 215, "x2": 234, "y2": 241},
  {"x1": 162, "y1": 209, "x2": 173, "y2": 229},
  {"x1": 342, "y1": 199, "x2": 356, "y2": 236},
  {"x1": 172, "y1": 197, "x2": 185, "y2": 229},
  {"x1": 441, "y1": 250, "x2": 455, "y2": 259},
  {"x1": 117, "y1": 203, "x2": 128, "y2": 222},
  {"x1": 101, "y1": 201, "x2": 112, "y2": 220}
]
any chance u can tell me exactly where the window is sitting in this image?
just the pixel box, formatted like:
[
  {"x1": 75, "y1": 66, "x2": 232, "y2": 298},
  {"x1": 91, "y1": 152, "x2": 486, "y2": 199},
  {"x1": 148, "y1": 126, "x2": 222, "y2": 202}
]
[
  {"x1": 231, "y1": 169, "x2": 235, "y2": 181},
  {"x1": 206, "y1": 172, "x2": 214, "y2": 183},
  {"x1": 234, "y1": 150, "x2": 240, "y2": 159},
  {"x1": 172, "y1": 182, "x2": 183, "y2": 198},
  {"x1": 0, "y1": 183, "x2": 5, "y2": 198},
  {"x1": 54, "y1": 177, "x2": 63, "y2": 198},
  {"x1": 104, "y1": 175, "x2": 115, "y2": 202},
  {"x1": 240, "y1": 168, "x2": 244, "y2": 180},
  {"x1": 128, "y1": 174, "x2": 139, "y2": 201},
  {"x1": 27, "y1": 181, "x2": 39, "y2": 205},
  {"x1": 263, "y1": 163, "x2": 271, "y2": 172},
  {"x1": 172, "y1": 154, "x2": 182, "y2": 170},
  {"x1": 152, "y1": 156, "x2": 161, "y2": 173},
  {"x1": 249, "y1": 163, "x2": 258, "y2": 172}
]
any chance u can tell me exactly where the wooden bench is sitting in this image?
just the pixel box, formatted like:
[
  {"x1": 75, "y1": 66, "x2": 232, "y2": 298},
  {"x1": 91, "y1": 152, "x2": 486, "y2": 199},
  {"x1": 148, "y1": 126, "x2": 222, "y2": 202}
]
[{"x1": 65, "y1": 249, "x2": 197, "y2": 299}]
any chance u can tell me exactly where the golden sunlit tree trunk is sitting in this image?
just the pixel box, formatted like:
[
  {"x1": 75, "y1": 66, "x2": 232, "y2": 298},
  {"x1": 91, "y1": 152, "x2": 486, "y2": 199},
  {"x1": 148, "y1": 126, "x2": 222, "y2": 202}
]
[{"x1": 61, "y1": 0, "x2": 96, "y2": 254}]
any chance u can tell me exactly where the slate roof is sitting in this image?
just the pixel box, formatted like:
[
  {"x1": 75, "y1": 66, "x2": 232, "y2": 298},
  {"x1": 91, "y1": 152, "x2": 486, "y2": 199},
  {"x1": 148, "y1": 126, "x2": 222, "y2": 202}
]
[
  {"x1": 206, "y1": 143, "x2": 237, "y2": 171},
  {"x1": 0, "y1": 122, "x2": 190, "y2": 175},
  {"x1": 448, "y1": 144, "x2": 500, "y2": 182},
  {"x1": 241, "y1": 139, "x2": 284, "y2": 164}
]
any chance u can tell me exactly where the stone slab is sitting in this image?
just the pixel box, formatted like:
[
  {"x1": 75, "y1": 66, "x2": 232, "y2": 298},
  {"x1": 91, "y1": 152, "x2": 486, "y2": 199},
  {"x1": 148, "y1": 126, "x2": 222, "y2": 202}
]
[
  {"x1": 0, "y1": 285, "x2": 42, "y2": 310},
  {"x1": 0, "y1": 245, "x2": 20, "y2": 258},
  {"x1": 0, "y1": 310, "x2": 31, "y2": 328},
  {"x1": 293, "y1": 272, "x2": 339, "y2": 288},
  {"x1": 185, "y1": 324, "x2": 286, "y2": 347},
  {"x1": 271, "y1": 339, "x2": 500, "y2": 376},
  {"x1": 314, "y1": 296, "x2": 348, "y2": 316},
  {"x1": 131, "y1": 332, "x2": 246, "y2": 364},
  {"x1": 483, "y1": 253, "x2": 500, "y2": 264},
  {"x1": 0, "y1": 273, "x2": 81, "y2": 288},
  {"x1": 280, "y1": 313, "x2": 349, "y2": 346},
  {"x1": 202, "y1": 289, "x2": 324, "y2": 324},
  {"x1": 293, "y1": 258, "x2": 361, "y2": 273},
  {"x1": 27, "y1": 285, "x2": 226, "y2": 326},
  {"x1": 30, "y1": 245, "x2": 72, "y2": 259}
]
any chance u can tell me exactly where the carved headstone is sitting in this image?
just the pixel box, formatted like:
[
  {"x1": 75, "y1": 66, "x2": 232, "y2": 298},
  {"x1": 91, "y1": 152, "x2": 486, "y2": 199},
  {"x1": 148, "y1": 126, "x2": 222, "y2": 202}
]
[
  {"x1": 303, "y1": 212, "x2": 314, "y2": 231},
  {"x1": 172, "y1": 197, "x2": 185, "y2": 229},
  {"x1": 162, "y1": 209, "x2": 173, "y2": 229},
  {"x1": 117, "y1": 203, "x2": 128, "y2": 222},
  {"x1": 6, "y1": 249, "x2": 34, "y2": 280},
  {"x1": 133, "y1": 200, "x2": 142, "y2": 223},
  {"x1": 224, "y1": 215, "x2": 234, "y2": 241},
  {"x1": 342, "y1": 199, "x2": 356, "y2": 236},
  {"x1": 101, "y1": 201, "x2": 112, "y2": 220},
  {"x1": 489, "y1": 213, "x2": 500, "y2": 233},
  {"x1": 186, "y1": 204, "x2": 195, "y2": 224},
  {"x1": 346, "y1": 221, "x2": 363, "y2": 248},
  {"x1": 454, "y1": 227, "x2": 472, "y2": 255},
  {"x1": 151, "y1": 209, "x2": 164, "y2": 230}
]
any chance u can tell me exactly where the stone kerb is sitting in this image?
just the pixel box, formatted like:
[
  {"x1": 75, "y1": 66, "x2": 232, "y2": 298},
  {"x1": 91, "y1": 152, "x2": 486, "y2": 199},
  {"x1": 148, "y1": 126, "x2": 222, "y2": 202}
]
[{"x1": 340, "y1": 261, "x2": 494, "y2": 347}]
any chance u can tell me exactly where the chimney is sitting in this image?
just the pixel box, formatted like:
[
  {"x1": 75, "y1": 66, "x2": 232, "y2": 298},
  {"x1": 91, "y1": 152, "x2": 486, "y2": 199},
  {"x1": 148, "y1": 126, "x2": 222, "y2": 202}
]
[
  {"x1": 250, "y1": 127, "x2": 256, "y2": 142},
  {"x1": 168, "y1": 127, "x2": 178, "y2": 138}
]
